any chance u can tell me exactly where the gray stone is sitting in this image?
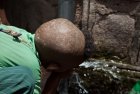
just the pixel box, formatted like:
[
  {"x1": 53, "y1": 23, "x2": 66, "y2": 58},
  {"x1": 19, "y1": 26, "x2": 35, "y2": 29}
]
[{"x1": 92, "y1": 14, "x2": 135, "y2": 60}]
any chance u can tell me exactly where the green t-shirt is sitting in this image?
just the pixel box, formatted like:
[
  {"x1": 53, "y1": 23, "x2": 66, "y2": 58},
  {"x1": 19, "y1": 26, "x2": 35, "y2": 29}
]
[
  {"x1": 0, "y1": 24, "x2": 41, "y2": 94},
  {"x1": 130, "y1": 81, "x2": 140, "y2": 94}
]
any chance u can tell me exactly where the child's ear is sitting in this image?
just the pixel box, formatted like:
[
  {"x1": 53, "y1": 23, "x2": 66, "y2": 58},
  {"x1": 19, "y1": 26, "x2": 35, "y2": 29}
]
[{"x1": 46, "y1": 63, "x2": 60, "y2": 72}]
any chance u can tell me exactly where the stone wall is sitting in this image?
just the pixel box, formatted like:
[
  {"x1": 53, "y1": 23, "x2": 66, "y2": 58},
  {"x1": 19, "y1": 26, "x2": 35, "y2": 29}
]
[{"x1": 81, "y1": 0, "x2": 140, "y2": 65}]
